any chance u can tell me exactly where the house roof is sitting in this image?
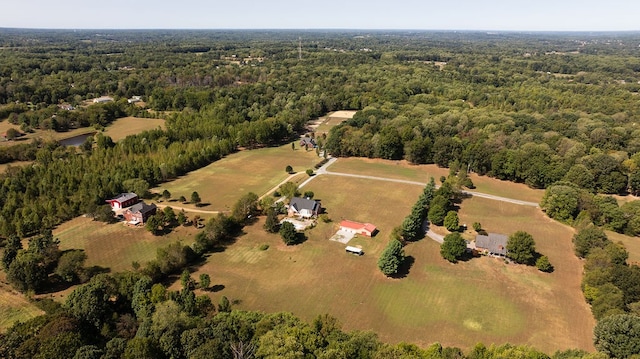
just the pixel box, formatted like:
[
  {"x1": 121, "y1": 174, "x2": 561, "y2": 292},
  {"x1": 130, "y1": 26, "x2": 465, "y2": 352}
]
[
  {"x1": 108, "y1": 192, "x2": 138, "y2": 203},
  {"x1": 289, "y1": 197, "x2": 319, "y2": 212},
  {"x1": 363, "y1": 223, "x2": 377, "y2": 233},
  {"x1": 340, "y1": 220, "x2": 377, "y2": 233},
  {"x1": 476, "y1": 233, "x2": 508, "y2": 255},
  {"x1": 128, "y1": 202, "x2": 157, "y2": 215}
]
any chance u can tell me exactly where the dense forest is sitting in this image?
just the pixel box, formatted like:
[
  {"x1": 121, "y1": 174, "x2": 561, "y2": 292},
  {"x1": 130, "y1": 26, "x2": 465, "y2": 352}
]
[{"x1": 2, "y1": 29, "x2": 640, "y2": 357}]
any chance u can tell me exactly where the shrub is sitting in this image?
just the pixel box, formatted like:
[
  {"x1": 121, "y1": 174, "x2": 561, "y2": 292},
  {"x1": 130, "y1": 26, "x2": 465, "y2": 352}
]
[
  {"x1": 259, "y1": 244, "x2": 269, "y2": 251},
  {"x1": 536, "y1": 255, "x2": 554, "y2": 272}
]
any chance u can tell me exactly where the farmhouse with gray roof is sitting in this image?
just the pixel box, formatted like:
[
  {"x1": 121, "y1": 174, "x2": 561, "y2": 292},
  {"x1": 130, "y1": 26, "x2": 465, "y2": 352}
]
[
  {"x1": 475, "y1": 233, "x2": 508, "y2": 257},
  {"x1": 288, "y1": 197, "x2": 321, "y2": 219}
]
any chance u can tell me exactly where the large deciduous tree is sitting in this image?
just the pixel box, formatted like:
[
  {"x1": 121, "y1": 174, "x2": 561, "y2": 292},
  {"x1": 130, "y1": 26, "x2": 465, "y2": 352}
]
[
  {"x1": 573, "y1": 226, "x2": 609, "y2": 259},
  {"x1": 593, "y1": 313, "x2": 640, "y2": 359},
  {"x1": 506, "y1": 231, "x2": 536, "y2": 265},
  {"x1": 440, "y1": 232, "x2": 467, "y2": 263},
  {"x1": 279, "y1": 221, "x2": 298, "y2": 245},
  {"x1": 540, "y1": 184, "x2": 580, "y2": 223},
  {"x1": 232, "y1": 192, "x2": 259, "y2": 223}
]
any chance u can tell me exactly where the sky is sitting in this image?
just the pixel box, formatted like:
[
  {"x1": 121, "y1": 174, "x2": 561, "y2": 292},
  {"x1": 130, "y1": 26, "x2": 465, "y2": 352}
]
[{"x1": 1, "y1": 0, "x2": 639, "y2": 32}]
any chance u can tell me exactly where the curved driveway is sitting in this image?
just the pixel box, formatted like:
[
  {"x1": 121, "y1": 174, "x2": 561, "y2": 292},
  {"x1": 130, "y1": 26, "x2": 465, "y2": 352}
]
[{"x1": 311, "y1": 158, "x2": 538, "y2": 207}]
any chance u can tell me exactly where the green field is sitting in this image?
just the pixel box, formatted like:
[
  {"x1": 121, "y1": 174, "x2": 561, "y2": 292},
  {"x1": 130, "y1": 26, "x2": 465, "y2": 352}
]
[
  {"x1": 177, "y1": 174, "x2": 593, "y2": 353},
  {"x1": 154, "y1": 142, "x2": 323, "y2": 211}
]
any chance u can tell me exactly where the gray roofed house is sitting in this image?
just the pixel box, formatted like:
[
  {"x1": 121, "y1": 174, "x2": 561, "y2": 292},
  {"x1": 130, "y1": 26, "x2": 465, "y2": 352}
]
[
  {"x1": 475, "y1": 233, "x2": 508, "y2": 256},
  {"x1": 123, "y1": 201, "x2": 157, "y2": 224},
  {"x1": 288, "y1": 197, "x2": 321, "y2": 218}
]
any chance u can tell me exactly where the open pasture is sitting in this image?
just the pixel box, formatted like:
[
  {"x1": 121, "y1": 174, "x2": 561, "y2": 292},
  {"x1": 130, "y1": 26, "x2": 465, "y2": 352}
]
[
  {"x1": 184, "y1": 175, "x2": 592, "y2": 353},
  {"x1": 55, "y1": 216, "x2": 199, "y2": 273},
  {"x1": 154, "y1": 142, "x2": 322, "y2": 211},
  {"x1": 327, "y1": 157, "x2": 544, "y2": 203},
  {"x1": 103, "y1": 116, "x2": 165, "y2": 141}
]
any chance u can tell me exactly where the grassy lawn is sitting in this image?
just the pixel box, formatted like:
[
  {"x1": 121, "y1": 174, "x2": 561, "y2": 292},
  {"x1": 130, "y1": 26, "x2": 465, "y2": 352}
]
[
  {"x1": 179, "y1": 175, "x2": 593, "y2": 353},
  {"x1": 154, "y1": 142, "x2": 323, "y2": 211},
  {"x1": 55, "y1": 216, "x2": 200, "y2": 273},
  {"x1": 327, "y1": 157, "x2": 544, "y2": 203},
  {"x1": 103, "y1": 116, "x2": 165, "y2": 141},
  {"x1": 0, "y1": 272, "x2": 44, "y2": 332}
]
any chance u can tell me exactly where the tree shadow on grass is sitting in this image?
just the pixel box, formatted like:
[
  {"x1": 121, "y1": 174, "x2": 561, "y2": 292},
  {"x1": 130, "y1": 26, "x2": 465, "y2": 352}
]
[
  {"x1": 210, "y1": 284, "x2": 225, "y2": 293},
  {"x1": 391, "y1": 256, "x2": 415, "y2": 279}
]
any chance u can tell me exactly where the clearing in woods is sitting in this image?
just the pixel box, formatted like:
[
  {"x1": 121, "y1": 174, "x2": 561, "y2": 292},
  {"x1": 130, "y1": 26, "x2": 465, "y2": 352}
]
[
  {"x1": 183, "y1": 174, "x2": 593, "y2": 354},
  {"x1": 312, "y1": 110, "x2": 357, "y2": 134},
  {"x1": 103, "y1": 116, "x2": 166, "y2": 141}
]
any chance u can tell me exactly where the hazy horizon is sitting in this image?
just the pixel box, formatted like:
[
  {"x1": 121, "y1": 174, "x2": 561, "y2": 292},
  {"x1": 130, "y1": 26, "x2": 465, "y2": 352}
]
[{"x1": 1, "y1": 0, "x2": 638, "y2": 32}]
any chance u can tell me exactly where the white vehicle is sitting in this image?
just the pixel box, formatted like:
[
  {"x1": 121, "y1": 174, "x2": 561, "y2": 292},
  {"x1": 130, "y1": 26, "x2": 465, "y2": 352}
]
[{"x1": 345, "y1": 246, "x2": 364, "y2": 256}]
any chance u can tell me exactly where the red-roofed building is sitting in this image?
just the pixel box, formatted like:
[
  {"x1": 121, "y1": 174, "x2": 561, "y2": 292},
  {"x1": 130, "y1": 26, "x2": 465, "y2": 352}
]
[{"x1": 339, "y1": 220, "x2": 378, "y2": 237}]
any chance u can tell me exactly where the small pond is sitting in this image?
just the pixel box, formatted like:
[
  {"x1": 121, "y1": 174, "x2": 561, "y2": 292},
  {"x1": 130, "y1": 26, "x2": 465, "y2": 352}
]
[{"x1": 58, "y1": 132, "x2": 95, "y2": 147}]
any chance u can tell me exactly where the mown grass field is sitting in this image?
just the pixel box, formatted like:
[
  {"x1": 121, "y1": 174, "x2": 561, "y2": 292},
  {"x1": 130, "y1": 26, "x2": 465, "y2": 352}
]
[
  {"x1": 154, "y1": 142, "x2": 323, "y2": 211},
  {"x1": 55, "y1": 216, "x2": 201, "y2": 273},
  {"x1": 103, "y1": 116, "x2": 165, "y2": 141},
  {"x1": 181, "y1": 174, "x2": 593, "y2": 353},
  {"x1": 0, "y1": 272, "x2": 44, "y2": 332},
  {"x1": 327, "y1": 157, "x2": 544, "y2": 203}
]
